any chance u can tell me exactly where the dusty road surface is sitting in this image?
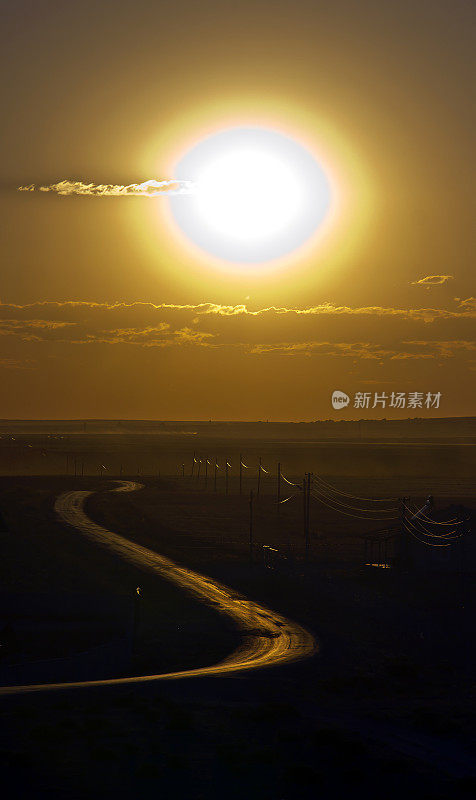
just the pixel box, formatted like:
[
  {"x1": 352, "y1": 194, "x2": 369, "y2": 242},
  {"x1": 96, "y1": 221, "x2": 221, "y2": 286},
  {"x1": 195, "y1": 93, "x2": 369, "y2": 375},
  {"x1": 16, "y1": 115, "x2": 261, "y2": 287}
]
[{"x1": 0, "y1": 480, "x2": 316, "y2": 695}]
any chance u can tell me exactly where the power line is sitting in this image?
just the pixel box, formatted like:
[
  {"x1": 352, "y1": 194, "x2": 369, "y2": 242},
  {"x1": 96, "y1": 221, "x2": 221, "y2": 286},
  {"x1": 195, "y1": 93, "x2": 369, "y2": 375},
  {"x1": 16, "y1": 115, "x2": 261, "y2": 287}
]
[
  {"x1": 312, "y1": 473, "x2": 398, "y2": 504},
  {"x1": 279, "y1": 493, "x2": 299, "y2": 505},
  {"x1": 402, "y1": 520, "x2": 458, "y2": 548},
  {"x1": 311, "y1": 481, "x2": 400, "y2": 517},
  {"x1": 310, "y1": 488, "x2": 399, "y2": 521},
  {"x1": 281, "y1": 474, "x2": 300, "y2": 487},
  {"x1": 403, "y1": 513, "x2": 467, "y2": 541},
  {"x1": 403, "y1": 501, "x2": 463, "y2": 526}
]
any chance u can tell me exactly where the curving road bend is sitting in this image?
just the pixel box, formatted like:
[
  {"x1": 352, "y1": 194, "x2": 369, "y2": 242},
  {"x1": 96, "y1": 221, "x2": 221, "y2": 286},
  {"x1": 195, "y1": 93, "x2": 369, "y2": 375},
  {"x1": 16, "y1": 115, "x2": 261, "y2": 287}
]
[{"x1": 0, "y1": 480, "x2": 317, "y2": 695}]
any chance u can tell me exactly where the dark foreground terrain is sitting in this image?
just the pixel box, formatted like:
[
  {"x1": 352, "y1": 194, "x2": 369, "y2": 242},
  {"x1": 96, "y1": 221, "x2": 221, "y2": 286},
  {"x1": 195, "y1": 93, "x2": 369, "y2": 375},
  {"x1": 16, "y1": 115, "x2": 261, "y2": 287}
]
[{"x1": 0, "y1": 424, "x2": 474, "y2": 798}]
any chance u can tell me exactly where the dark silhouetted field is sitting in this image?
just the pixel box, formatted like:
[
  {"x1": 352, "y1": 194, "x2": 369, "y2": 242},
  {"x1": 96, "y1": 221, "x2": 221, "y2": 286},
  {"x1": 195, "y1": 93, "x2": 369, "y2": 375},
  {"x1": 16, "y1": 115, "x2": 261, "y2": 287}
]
[{"x1": 0, "y1": 420, "x2": 475, "y2": 798}]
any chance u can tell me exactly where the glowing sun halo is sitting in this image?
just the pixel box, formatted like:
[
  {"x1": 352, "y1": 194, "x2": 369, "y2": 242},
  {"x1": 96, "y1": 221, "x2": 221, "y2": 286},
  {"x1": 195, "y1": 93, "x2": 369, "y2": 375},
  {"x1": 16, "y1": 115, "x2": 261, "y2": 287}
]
[{"x1": 167, "y1": 127, "x2": 332, "y2": 266}]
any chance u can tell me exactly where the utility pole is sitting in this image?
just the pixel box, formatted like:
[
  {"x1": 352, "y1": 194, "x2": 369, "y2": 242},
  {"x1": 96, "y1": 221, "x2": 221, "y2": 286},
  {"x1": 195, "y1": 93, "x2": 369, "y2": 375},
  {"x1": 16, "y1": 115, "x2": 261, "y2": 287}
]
[
  {"x1": 257, "y1": 457, "x2": 262, "y2": 496},
  {"x1": 277, "y1": 461, "x2": 281, "y2": 513},
  {"x1": 459, "y1": 526, "x2": 467, "y2": 609},
  {"x1": 191, "y1": 451, "x2": 196, "y2": 477},
  {"x1": 239, "y1": 453, "x2": 243, "y2": 496},
  {"x1": 197, "y1": 459, "x2": 202, "y2": 482},
  {"x1": 306, "y1": 471, "x2": 311, "y2": 559},
  {"x1": 214, "y1": 458, "x2": 218, "y2": 493},
  {"x1": 225, "y1": 460, "x2": 229, "y2": 495},
  {"x1": 81, "y1": 461, "x2": 84, "y2": 477},
  {"x1": 181, "y1": 463, "x2": 185, "y2": 478},
  {"x1": 303, "y1": 474, "x2": 311, "y2": 560},
  {"x1": 205, "y1": 459, "x2": 209, "y2": 489},
  {"x1": 400, "y1": 497, "x2": 408, "y2": 569},
  {"x1": 249, "y1": 490, "x2": 254, "y2": 565}
]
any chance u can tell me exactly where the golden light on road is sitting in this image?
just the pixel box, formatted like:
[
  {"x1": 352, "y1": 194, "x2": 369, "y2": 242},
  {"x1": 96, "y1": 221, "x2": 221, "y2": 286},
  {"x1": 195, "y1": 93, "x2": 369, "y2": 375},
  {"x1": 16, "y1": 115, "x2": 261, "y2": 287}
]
[{"x1": 166, "y1": 126, "x2": 334, "y2": 271}]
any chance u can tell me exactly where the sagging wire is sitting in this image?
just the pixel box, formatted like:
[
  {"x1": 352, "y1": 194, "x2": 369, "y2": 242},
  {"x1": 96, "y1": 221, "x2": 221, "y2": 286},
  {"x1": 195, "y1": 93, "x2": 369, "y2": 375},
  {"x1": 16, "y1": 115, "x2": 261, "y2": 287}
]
[
  {"x1": 281, "y1": 474, "x2": 300, "y2": 487},
  {"x1": 311, "y1": 480, "x2": 400, "y2": 517},
  {"x1": 404, "y1": 511, "x2": 465, "y2": 538},
  {"x1": 402, "y1": 520, "x2": 458, "y2": 548},
  {"x1": 240, "y1": 461, "x2": 248, "y2": 469},
  {"x1": 310, "y1": 488, "x2": 399, "y2": 521},
  {"x1": 260, "y1": 464, "x2": 269, "y2": 474},
  {"x1": 403, "y1": 512, "x2": 467, "y2": 540},
  {"x1": 279, "y1": 493, "x2": 299, "y2": 505},
  {"x1": 403, "y1": 501, "x2": 462, "y2": 526},
  {"x1": 313, "y1": 473, "x2": 398, "y2": 505}
]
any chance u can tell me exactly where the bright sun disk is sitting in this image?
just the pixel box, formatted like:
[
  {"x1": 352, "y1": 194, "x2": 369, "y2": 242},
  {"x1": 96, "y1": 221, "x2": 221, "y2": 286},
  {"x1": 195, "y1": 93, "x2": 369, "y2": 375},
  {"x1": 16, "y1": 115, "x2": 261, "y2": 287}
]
[
  {"x1": 168, "y1": 126, "x2": 332, "y2": 266},
  {"x1": 196, "y1": 148, "x2": 302, "y2": 242}
]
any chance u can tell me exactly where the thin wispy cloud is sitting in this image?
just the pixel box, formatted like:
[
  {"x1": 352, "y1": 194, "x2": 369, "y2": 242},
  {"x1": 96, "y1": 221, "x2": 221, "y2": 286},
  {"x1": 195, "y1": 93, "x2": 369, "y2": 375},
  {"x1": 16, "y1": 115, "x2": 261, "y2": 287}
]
[
  {"x1": 0, "y1": 301, "x2": 474, "y2": 365},
  {"x1": 410, "y1": 275, "x2": 454, "y2": 286},
  {"x1": 18, "y1": 179, "x2": 195, "y2": 197},
  {"x1": 0, "y1": 357, "x2": 36, "y2": 370}
]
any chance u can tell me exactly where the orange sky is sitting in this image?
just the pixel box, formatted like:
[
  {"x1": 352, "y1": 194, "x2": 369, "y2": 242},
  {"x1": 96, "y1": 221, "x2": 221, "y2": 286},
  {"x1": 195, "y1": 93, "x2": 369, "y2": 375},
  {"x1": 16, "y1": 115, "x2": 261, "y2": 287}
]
[{"x1": 0, "y1": 0, "x2": 474, "y2": 419}]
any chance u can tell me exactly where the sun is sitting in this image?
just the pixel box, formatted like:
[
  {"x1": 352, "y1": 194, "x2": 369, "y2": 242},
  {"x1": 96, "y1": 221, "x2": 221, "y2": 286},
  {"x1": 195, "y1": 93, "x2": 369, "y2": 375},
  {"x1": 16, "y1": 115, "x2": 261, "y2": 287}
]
[
  {"x1": 197, "y1": 148, "x2": 302, "y2": 242},
  {"x1": 167, "y1": 126, "x2": 332, "y2": 266}
]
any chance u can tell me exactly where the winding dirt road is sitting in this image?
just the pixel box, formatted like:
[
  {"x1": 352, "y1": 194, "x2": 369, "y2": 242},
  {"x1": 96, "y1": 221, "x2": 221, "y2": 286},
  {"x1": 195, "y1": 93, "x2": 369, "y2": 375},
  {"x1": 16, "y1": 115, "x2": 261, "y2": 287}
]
[{"x1": 0, "y1": 480, "x2": 316, "y2": 695}]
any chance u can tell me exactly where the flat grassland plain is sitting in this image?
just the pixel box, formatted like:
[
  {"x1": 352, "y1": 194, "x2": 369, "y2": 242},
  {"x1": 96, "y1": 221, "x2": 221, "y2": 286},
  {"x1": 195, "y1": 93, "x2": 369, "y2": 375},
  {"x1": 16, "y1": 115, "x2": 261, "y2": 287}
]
[{"x1": 0, "y1": 419, "x2": 474, "y2": 799}]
